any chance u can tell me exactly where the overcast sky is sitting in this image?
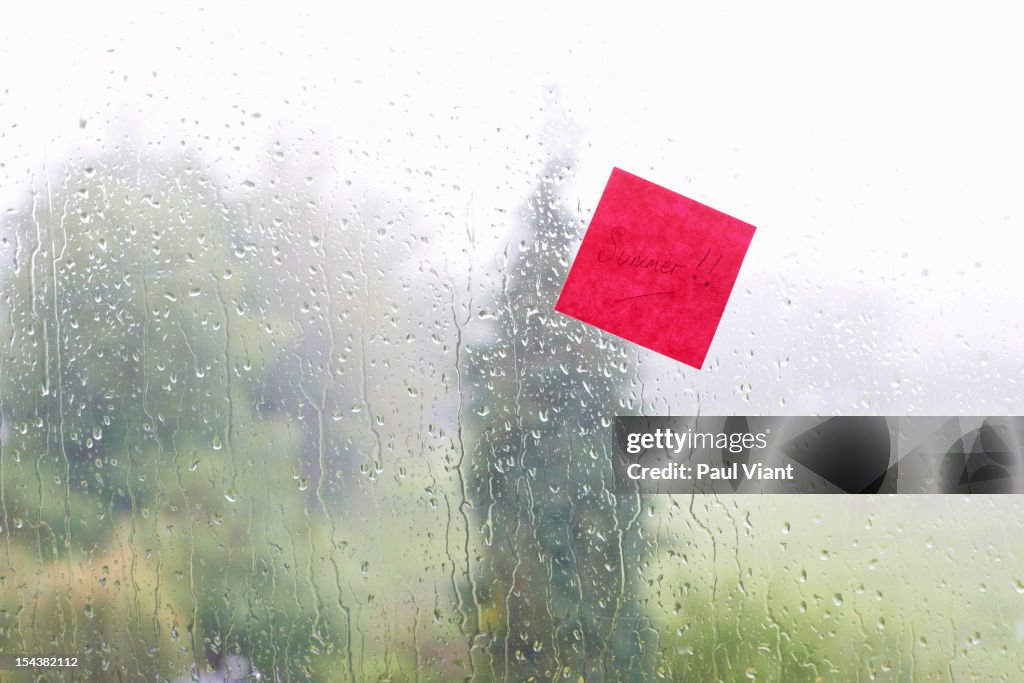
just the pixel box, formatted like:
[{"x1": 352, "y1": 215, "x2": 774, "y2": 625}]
[{"x1": 3, "y1": 1, "x2": 1022, "y2": 413}]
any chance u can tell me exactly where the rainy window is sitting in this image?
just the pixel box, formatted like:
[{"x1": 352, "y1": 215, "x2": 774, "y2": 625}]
[{"x1": 1, "y1": 5, "x2": 1022, "y2": 681}]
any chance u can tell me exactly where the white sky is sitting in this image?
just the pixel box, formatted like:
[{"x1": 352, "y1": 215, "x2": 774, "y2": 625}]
[{"x1": 3, "y1": 1, "x2": 1023, "y2": 412}]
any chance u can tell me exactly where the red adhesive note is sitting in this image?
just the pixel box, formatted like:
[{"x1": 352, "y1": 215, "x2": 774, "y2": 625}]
[{"x1": 555, "y1": 168, "x2": 755, "y2": 369}]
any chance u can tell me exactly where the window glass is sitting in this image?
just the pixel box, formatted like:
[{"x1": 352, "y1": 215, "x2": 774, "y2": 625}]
[{"x1": 1, "y1": 5, "x2": 1022, "y2": 681}]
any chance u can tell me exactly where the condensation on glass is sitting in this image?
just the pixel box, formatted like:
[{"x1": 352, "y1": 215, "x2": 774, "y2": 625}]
[{"x1": 1, "y1": 8, "x2": 1023, "y2": 682}]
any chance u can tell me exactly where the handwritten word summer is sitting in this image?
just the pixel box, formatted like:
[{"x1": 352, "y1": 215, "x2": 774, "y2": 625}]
[{"x1": 596, "y1": 226, "x2": 715, "y2": 286}]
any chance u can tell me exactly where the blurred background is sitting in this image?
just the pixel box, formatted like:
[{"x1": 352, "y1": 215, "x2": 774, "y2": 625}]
[{"x1": 1, "y1": 3, "x2": 1023, "y2": 681}]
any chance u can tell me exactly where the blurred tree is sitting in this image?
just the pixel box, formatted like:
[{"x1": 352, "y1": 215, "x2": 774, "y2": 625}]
[
  {"x1": 0, "y1": 148, "x2": 346, "y2": 679},
  {"x1": 0, "y1": 140, "x2": 483, "y2": 681},
  {"x1": 462, "y1": 119, "x2": 648, "y2": 679}
]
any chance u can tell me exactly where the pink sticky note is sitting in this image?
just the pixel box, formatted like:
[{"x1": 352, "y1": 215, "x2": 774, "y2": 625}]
[{"x1": 555, "y1": 168, "x2": 755, "y2": 369}]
